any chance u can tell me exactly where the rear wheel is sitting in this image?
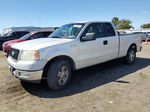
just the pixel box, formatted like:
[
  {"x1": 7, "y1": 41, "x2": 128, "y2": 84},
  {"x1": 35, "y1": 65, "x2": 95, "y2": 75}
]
[
  {"x1": 124, "y1": 46, "x2": 136, "y2": 64},
  {"x1": 47, "y1": 60, "x2": 71, "y2": 91}
]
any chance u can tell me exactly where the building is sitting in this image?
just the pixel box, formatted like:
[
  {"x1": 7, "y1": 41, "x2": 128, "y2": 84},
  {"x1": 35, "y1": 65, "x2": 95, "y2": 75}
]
[{"x1": 2, "y1": 26, "x2": 56, "y2": 34}]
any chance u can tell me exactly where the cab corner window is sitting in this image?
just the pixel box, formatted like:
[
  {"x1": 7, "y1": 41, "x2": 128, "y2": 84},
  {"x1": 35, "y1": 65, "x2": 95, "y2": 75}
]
[{"x1": 102, "y1": 23, "x2": 116, "y2": 37}]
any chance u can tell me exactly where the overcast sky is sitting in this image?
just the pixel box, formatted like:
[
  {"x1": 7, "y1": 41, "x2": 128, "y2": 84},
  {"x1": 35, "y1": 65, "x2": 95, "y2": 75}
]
[{"x1": 0, "y1": 0, "x2": 150, "y2": 30}]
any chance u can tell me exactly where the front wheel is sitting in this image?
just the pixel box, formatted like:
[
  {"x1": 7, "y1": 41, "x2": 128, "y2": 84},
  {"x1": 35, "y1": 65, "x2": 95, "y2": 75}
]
[
  {"x1": 124, "y1": 46, "x2": 136, "y2": 64},
  {"x1": 47, "y1": 60, "x2": 72, "y2": 91}
]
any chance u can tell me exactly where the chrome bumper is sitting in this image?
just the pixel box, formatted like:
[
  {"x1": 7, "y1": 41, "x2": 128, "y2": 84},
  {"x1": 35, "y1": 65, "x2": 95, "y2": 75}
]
[{"x1": 9, "y1": 65, "x2": 43, "y2": 83}]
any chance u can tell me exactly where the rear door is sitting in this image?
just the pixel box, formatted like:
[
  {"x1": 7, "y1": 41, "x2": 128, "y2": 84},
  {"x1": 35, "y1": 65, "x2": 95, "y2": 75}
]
[{"x1": 96, "y1": 23, "x2": 119, "y2": 62}]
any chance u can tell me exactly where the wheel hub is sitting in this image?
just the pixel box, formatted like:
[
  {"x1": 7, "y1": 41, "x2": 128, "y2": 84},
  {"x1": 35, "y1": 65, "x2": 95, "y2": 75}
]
[
  {"x1": 57, "y1": 66, "x2": 69, "y2": 85},
  {"x1": 129, "y1": 50, "x2": 135, "y2": 62}
]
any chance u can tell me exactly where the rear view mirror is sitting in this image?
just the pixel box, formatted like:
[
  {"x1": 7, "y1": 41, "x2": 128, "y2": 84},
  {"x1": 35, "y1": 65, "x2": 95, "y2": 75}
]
[{"x1": 81, "y1": 33, "x2": 96, "y2": 42}]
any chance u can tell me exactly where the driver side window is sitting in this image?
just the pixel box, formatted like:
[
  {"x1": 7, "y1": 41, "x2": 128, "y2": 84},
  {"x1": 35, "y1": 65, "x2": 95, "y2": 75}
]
[{"x1": 81, "y1": 23, "x2": 103, "y2": 38}]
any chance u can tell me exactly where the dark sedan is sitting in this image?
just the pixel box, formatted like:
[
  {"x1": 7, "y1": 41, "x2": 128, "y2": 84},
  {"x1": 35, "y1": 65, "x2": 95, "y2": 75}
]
[{"x1": 0, "y1": 31, "x2": 29, "y2": 50}]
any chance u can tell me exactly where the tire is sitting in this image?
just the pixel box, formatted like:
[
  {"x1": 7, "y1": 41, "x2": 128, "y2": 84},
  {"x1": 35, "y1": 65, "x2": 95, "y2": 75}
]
[
  {"x1": 47, "y1": 60, "x2": 72, "y2": 91},
  {"x1": 124, "y1": 46, "x2": 136, "y2": 64}
]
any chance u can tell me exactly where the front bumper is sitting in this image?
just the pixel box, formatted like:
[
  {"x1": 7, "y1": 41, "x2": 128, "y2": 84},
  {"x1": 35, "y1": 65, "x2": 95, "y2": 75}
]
[
  {"x1": 8, "y1": 56, "x2": 47, "y2": 71},
  {"x1": 9, "y1": 65, "x2": 43, "y2": 83}
]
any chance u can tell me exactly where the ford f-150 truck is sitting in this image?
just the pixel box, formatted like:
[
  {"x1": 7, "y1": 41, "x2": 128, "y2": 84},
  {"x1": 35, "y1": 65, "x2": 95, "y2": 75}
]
[{"x1": 7, "y1": 21, "x2": 142, "y2": 90}]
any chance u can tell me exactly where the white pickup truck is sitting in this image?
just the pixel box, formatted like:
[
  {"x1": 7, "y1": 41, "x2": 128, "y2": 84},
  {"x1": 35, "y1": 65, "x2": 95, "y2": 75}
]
[{"x1": 8, "y1": 21, "x2": 142, "y2": 90}]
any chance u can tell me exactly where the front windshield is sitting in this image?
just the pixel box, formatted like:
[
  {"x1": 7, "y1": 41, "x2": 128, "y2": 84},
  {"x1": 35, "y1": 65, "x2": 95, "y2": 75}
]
[
  {"x1": 49, "y1": 23, "x2": 85, "y2": 39},
  {"x1": 5, "y1": 32, "x2": 12, "y2": 36},
  {"x1": 19, "y1": 32, "x2": 33, "y2": 40}
]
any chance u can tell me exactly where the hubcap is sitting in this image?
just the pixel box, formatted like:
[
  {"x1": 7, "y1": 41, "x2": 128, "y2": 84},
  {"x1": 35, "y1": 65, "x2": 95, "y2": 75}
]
[
  {"x1": 57, "y1": 66, "x2": 69, "y2": 85},
  {"x1": 129, "y1": 50, "x2": 135, "y2": 62}
]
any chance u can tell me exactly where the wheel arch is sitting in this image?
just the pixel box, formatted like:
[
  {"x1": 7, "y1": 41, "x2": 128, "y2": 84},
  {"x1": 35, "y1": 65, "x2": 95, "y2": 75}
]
[
  {"x1": 128, "y1": 43, "x2": 137, "y2": 52},
  {"x1": 42, "y1": 55, "x2": 76, "y2": 78}
]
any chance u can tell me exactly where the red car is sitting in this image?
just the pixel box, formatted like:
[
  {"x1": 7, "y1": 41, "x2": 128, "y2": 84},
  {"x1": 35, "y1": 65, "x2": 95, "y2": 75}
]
[{"x1": 3, "y1": 31, "x2": 53, "y2": 55}]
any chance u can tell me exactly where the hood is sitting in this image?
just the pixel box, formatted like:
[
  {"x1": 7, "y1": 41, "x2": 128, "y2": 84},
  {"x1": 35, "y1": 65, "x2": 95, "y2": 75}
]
[
  {"x1": 4, "y1": 39, "x2": 22, "y2": 45},
  {"x1": 11, "y1": 38, "x2": 74, "y2": 50}
]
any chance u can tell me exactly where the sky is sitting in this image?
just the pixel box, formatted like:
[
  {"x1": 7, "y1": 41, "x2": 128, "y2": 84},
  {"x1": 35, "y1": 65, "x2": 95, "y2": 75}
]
[{"x1": 0, "y1": 0, "x2": 150, "y2": 30}]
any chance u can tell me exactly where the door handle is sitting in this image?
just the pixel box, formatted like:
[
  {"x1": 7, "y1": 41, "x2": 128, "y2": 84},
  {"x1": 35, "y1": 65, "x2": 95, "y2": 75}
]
[{"x1": 103, "y1": 40, "x2": 108, "y2": 45}]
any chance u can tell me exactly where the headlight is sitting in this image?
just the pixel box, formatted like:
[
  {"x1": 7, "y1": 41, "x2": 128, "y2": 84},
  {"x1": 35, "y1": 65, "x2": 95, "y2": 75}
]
[{"x1": 20, "y1": 50, "x2": 40, "y2": 61}]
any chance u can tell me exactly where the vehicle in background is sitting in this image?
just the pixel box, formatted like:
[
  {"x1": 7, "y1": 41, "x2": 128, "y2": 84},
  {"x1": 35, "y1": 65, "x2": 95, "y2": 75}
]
[
  {"x1": 0, "y1": 31, "x2": 30, "y2": 50},
  {"x1": 0, "y1": 33, "x2": 9, "y2": 37},
  {"x1": 131, "y1": 32, "x2": 147, "y2": 41},
  {"x1": 147, "y1": 32, "x2": 150, "y2": 36},
  {"x1": 8, "y1": 21, "x2": 142, "y2": 90},
  {"x1": 139, "y1": 32, "x2": 150, "y2": 42},
  {"x1": 3, "y1": 31, "x2": 53, "y2": 55},
  {"x1": 145, "y1": 32, "x2": 150, "y2": 41},
  {"x1": 118, "y1": 31, "x2": 126, "y2": 35}
]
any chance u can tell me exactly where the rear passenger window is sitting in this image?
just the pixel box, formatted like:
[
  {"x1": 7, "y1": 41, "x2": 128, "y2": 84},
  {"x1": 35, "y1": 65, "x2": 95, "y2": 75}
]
[
  {"x1": 32, "y1": 32, "x2": 52, "y2": 39},
  {"x1": 101, "y1": 23, "x2": 116, "y2": 37},
  {"x1": 43, "y1": 32, "x2": 52, "y2": 37},
  {"x1": 32, "y1": 33, "x2": 41, "y2": 39}
]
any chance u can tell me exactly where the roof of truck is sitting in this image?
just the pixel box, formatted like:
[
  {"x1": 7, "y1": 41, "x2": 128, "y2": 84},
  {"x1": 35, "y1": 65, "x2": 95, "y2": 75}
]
[{"x1": 69, "y1": 21, "x2": 111, "y2": 24}]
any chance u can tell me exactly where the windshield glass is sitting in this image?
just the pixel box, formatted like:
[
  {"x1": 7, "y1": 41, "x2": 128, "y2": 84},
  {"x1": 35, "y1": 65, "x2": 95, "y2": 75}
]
[
  {"x1": 19, "y1": 33, "x2": 33, "y2": 40},
  {"x1": 5, "y1": 32, "x2": 13, "y2": 36},
  {"x1": 49, "y1": 23, "x2": 85, "y2": 39}
]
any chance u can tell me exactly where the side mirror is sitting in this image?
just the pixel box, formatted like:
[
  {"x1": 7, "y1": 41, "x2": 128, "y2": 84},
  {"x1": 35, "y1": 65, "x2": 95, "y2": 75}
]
[{"x1": 81, "y1": 33, "x2": 96, "y2": 42}]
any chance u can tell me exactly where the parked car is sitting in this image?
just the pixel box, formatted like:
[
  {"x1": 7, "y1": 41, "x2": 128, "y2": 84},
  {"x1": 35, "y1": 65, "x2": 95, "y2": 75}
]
[
  {"x1": 3, "y1": 31, "x2": 53, "y2": 55},
  {"x1": 144, "y1": 32, "x2": 150, "y2": 41},
  {"x1": 0, "y1": 31, "x2": 30, "y2": 50},
  {"x1": 8, "y1": 21, "x2": 142, "y2": 90},
  {"x1": 131, "y1": 32, "x2": 146, "y2": 41},
  {"x1": 118, "y1": 31, "x2": 126, "y2": 35},
  {"x1": 147, "y1": 32, "x2": 150, "y2": 36}
]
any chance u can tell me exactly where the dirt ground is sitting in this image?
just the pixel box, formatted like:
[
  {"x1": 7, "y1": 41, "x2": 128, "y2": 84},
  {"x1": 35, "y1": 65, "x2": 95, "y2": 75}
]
[{"x1": 0, "y1": 44, "x2": 150, "y2": 112}]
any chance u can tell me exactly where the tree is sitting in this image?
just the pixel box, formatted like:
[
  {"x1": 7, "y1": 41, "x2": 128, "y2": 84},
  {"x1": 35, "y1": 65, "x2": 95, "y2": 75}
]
[
  {"x1": 117, "y1": 19, "x2": 132, "y2": 30},
  {"x1": 141, "y1": 23, "x2": 150, "y2": 29},
  {"x1": 112, "y1": 17, "x2": 119, "y2": 27},
  {"x1": 112, "y1": 17, "x2": 132, "y2": 30}
]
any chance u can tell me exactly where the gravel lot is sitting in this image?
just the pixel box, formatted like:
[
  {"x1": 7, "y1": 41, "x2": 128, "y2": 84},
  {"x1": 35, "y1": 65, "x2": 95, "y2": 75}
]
[{"x1": 0, "y1": 44, "x2": 150, "y2": 112}]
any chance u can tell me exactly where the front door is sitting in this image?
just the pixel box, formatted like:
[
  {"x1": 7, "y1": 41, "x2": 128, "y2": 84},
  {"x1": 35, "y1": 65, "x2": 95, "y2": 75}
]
[{"x1": 78, "y1": 23, "x2": 119, "y2": 69}]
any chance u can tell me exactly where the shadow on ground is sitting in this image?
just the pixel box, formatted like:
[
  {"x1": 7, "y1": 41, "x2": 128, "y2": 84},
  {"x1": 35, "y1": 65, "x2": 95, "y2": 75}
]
[{"x1": 21, "y1": 57, "x2": 150, "y2": 98}]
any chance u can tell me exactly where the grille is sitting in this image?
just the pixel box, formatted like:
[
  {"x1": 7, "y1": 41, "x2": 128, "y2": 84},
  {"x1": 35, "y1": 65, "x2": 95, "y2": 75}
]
[{"x1": 10, "y1": 48, "x2": 20, "y2": 60}]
